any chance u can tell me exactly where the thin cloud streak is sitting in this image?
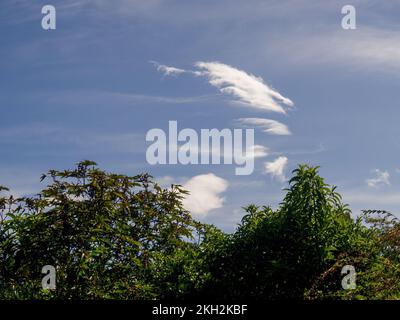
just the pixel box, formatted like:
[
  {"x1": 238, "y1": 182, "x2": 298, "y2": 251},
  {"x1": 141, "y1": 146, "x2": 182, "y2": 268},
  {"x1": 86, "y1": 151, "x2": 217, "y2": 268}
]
[
  {"x1": 150, "y1": 61, "x2": 187, "y2": 76},
  {"x1": 238, "y1": 117, "x2": 291, "y2": 135}
]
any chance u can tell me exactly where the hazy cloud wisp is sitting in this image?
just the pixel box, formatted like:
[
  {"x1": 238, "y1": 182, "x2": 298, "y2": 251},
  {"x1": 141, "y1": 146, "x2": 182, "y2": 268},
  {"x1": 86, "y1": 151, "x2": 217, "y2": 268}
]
[
  {"x1": 238, "y1": 117, "x2": 291, "y2": 135},
  {"x1": 264, "y1": 156, "x2": 288, "y2": 182},
  {"x1": 366, "y1": 169, "x2": 390, "y2": 188}
]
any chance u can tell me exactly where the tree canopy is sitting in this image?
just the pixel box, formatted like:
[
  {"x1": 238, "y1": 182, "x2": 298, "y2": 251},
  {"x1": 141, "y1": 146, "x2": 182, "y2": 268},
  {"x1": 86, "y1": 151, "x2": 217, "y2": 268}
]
[{"x1": 0, "y1": 161, "x2": 399, "y2": 299}]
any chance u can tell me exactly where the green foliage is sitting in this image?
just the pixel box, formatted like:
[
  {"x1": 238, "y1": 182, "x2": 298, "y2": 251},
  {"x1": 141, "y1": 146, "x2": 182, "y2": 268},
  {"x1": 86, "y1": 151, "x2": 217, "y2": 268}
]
[
  {"x1": 0, "y1": 161, "x2": 205, "y2": 299},
  {"x1": 308, "y1": 210, "x2": 400, "y2": 300},
  {"x1": 0, "y1": 162, "x2": 399, "y2": 299},
  {"x1": 195, "y1": 165, "x2": 400, "y2": 300}
]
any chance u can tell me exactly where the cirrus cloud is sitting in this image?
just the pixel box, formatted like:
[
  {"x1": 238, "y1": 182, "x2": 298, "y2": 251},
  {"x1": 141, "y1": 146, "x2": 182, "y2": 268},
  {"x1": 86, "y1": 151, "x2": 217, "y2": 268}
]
[
  {"x1": 150, "y1": 60, "x2": 186, "y2": 76},
  {"x1": 152, "y1": 61, "x2": 294, "y2": 113},
  {"x1": 195, "y1": 61, "x2": 294, "y2": 113},
  {"x1": 237, "y1": 117, "x2": 291, "y2": 135}
]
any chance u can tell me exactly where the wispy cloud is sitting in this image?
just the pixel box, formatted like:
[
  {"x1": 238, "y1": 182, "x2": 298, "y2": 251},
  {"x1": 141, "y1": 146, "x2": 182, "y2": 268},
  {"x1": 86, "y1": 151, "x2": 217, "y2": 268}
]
[
  {"x1": 152, "y1": 61, "x2": 294, "y2": 113},
  {"x1": 206, "y1": 144, "x2": 269, "y2": 161},
  {"x1": 195, "y1": 62, "x2": 293, "y2": 113},
  {"x1": 150, "y1": 61, "x2": 187, "y2": 76},
  {"x1": 30, "y1": 90, "x2": 214, "y2": 108},
  {"x1": 264, "y1": 156, "x2": 288, "y2": 182},
  {"x1": 366, "y1": 169, "x2": 390, "y2": 188},
  {"x1": 343, "y1": 191, "x2": 400, "y2": 208},
  {"x1": 158, "y1": 143, "x2": 269, "y2": 162},
  {"x1": 267, "y1": 27, "x2": 400, "y2": 74},
  {"x1": 342, "y1": 189, "x2": 400, "y2": 218},
  {"x1": 237, "y1": 117, "x2": 291, "y2": 135},
  {"x1": 182, "y1": 173, "x2": 228, "y2": 217},
  {"x1": 0, "y1": 124, "x2": 145, "y2": 155},
  {"x1": 247, "y1": 145, "x2": 269, "y2": 160}
]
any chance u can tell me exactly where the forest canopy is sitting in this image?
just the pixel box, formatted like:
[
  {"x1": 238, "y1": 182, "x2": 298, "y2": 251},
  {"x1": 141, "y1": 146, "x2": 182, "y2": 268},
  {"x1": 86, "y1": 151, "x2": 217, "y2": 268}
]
[{"x1": 0, "y1": 161, "x2": 399, "y2": 299}]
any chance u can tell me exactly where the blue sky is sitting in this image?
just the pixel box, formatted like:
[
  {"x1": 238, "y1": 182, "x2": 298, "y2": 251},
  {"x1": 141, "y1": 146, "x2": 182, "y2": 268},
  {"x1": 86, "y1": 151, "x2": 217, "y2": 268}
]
[{"x1": 1, "y1": 0, "x2": 400, "y2": 231}]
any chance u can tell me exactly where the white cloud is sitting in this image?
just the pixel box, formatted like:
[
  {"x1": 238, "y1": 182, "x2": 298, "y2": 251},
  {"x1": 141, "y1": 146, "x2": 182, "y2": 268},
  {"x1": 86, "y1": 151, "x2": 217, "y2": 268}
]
[
  {"x1": 195, "y1": 144, "x2": 269, "y2": 161},
  {"x1": 150, "y1": 61, "x2": 186, "y2": 76},
  {"x1": 264, "y1": 156, "x2": 288, "y2": 182},
  {"x1": 238, "y1": 117, "x2": 291, "y2": 135},
  {"x1": 248, "y1": 145, "x2": 269, "y2": 159},
  {"x1": 182, "y1": 173, "x2": 228, "y2": 217},
  {"x1": 239, "y1": 145, "x2": 269, "y2": 163},
  {"x1": 366, "y1": 169, "x2": 390, "y2": 188},
  {"x1": 195, "y1": 61, "x2": 293, "y2": 113},
  {"x1": 152, "y1": 61, "x2": 294, "y2": 113}
]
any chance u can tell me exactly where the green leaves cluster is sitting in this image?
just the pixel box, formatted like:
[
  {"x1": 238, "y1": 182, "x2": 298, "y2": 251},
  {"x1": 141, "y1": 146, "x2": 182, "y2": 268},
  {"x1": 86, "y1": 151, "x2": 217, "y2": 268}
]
[
  {"x1": 189, "y1": 165, "x2": 399, "y2": 299},
  {"x1": 0, "y1": 161, "x2": 203, "y2": 299},
  {"x1": 0, "y1": 162, "x2": 399, "y2": 299}
]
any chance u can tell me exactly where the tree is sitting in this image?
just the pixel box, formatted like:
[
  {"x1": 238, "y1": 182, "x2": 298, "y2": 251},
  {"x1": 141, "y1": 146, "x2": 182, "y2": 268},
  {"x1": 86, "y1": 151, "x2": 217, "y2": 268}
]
[
  {"x1": 0, "y1": 161, "x2": 205, "y2": 299},
  {"x1": 307, "y1": 210, "x2": 400, "y2": 300},
  {"x1": 198, "y1": 165, "x2": 378, "y2": 299}
]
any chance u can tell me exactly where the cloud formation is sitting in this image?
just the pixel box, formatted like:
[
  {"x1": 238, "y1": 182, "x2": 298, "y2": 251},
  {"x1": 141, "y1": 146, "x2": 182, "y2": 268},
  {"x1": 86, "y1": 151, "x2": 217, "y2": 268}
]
[
  {"x1": 264, "y1": 156, "x2": 288, "y2": 182},
  {"x1": 182, "y1": 173, "x2": 228, "y2": 216},
  {"x1": 247, "y1": 145, "x2": 269, "y2": 159},
  {"x1": 366, "y1": 169, "x2": 390, "y2": 188},
  {"x1": 150, "y1": 61, "x2": 186, "y2": 76},
  {"x1": 152, "y1": 61, "x2": 294, "y2": 113},
  {"x1": 238, "y1": 117, "x2": 291, "y2": 135},
  {"x1": 267, "y1": 27, "x2": 400, "y2": 75},
  {"x1": 195, "y1": 62, "x2": 293, "y2": 113}
]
